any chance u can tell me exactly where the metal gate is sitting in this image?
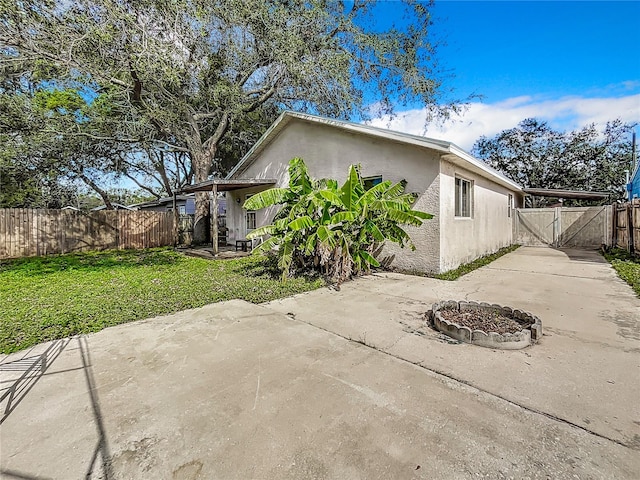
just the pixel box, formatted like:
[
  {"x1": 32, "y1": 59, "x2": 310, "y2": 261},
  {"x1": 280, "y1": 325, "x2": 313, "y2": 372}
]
[{"x1": 514, "y1": 206, "x2": 612, "y2": 248}]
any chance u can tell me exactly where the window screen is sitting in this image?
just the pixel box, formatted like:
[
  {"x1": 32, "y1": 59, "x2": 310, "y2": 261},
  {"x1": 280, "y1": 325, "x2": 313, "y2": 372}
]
[{"x1": 455, "y1": 177, "x2": 472, "y2": 217}]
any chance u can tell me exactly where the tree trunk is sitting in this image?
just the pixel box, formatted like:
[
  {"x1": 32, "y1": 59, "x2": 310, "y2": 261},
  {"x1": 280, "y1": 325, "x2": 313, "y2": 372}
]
[
  {"x1": 192, "y1": 148, "x2": 212, "y2": 244},
  {"x1": 186, "y1": 113, "x2": 228, "y2": 245}
]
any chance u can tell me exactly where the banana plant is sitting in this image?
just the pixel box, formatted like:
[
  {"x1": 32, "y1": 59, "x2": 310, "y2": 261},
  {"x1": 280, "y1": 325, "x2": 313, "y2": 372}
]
[{"x1": 244, "y1": 158, "x2": 432, "y2": 283}]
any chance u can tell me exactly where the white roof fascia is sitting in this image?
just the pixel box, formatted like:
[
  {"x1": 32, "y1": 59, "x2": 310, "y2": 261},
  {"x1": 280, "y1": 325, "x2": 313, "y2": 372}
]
[
  {"x1": 446, "y1": 144, "x2": 522, "y2": 192},
  {"x1": 226, "y1": 111, "x2": 291, "y2": 179},
  {"x1": 285, "y1": 111, "x2": 453, "y2": 153}
]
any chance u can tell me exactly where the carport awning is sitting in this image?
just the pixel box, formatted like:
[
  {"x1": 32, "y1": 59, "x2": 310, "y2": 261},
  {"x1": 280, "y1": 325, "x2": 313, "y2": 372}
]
[
  {"x1": 522, "y1": 188, "x2": 611, "y2": 200},
  {"x1": 180, "y1": 178, "x2": 277, "y2": 193}
]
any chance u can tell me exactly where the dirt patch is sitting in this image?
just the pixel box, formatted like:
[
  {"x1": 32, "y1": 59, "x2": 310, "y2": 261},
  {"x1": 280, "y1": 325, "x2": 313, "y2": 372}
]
[{"x1": 439, "y1": 308, "x2": 524, "y2": 334}]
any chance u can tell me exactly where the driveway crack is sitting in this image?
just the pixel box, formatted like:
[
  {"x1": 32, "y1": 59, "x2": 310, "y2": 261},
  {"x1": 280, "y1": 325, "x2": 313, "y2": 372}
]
[{"x1": 287, "y1": 314, "x2": 636, "y2": 452}]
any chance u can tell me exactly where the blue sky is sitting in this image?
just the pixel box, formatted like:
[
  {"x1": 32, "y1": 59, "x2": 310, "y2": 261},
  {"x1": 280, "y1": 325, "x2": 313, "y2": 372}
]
[{"x1": 368, "y1": 1, "x2": 640, "y2": 150}]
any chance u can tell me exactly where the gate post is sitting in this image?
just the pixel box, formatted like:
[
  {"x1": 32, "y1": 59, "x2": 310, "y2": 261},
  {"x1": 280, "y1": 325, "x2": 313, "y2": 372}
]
[
  {"x1": 628, "y1": 203, "x2": 635, "y2": 255},
  {"x1": 611, "y1": 204, "x2": 617, "y2": 248},
  {"x1": 172, "y1": 192, "x2": 179, "y2": 247},
  {"x1": 211, "y1": 183, "x2": 219, "y2": 256},
  {"x1": 554, "y1": 207, "x2": 562, "y2": 248}
]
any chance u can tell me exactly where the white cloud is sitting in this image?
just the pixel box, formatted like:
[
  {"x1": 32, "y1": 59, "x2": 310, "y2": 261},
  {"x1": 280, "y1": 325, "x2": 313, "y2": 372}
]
[{"x1": 367, "y1": 94, "x2": 640, "y2": 151}]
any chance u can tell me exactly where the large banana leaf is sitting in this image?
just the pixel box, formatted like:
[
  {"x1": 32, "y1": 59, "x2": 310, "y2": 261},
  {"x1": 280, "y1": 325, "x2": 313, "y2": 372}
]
[
  {"x1": 316, "y1": 225, "x2": 336, "y2": 247},
  {"x1": 340, "y1": 164, "x2": 363, "y2": 210},
  {"x1": 244, "y1": 188, "x2": 289, "y2": 210},
  {"x1": 277, "y1": 234, "x2": 296, "y2": 281},
  {"x1": 356, "y1": 179, "x2": 393, "y2": 206},
  {"x1": 252, "y1": 236, "x2": 278, "y2": 254},
  {"x1": 383, "y1": 179, "x2": 408, "y2": 199},
  {"x1": 357, "y1": 250, "x2": 380, "y2": 268},
  {"x1": 316, "y1": 189, "x2": 344, "y2": 206},
  {"x1": 246, "y1": 224, "x2": 276, "y2": 238},
  {"x1": 385, "y1": 208, "x2": 428, "y2": 226},
  {"x1": 288, "y1": 157, "x2": 313, "y2": 193},
  {"x1": 288, "y1": 215, "x2": 314, "y2": 231},
  {"x1": 329, "y1": 211, "x2": 357, "y2": 224}
]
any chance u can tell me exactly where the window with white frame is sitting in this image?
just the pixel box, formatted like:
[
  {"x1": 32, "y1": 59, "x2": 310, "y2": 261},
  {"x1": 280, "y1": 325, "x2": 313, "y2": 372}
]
[
  {"x1": 508, "y1": 194, "x2": 513, "y2": 217},
  {"x1": 245, "y1": 194, "x2": 256, "y2": 231},
  {"x1": 246, "y1": 212, "x2": 256, "y2": 230},
  {"x1": 455, "y1": 177, "x2": 473, "y2": 217}
]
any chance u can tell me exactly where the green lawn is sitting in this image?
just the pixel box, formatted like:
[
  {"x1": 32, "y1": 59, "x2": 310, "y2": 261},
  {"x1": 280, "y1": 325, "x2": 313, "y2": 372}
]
[
  {"x1": 0, "y1": 248, "x2": 324, "y2": 354},
  {"x1": 603, "y1": 248, "x2": 640, "y2": 297}
]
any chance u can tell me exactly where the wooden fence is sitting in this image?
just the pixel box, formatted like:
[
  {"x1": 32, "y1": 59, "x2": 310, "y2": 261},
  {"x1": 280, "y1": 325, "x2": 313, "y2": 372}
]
[
  {"x1": 178, "y1": 214, "x2": 194, "y2": 246},
  {"x1": 0, "y1": 209, "x2": 175, "y2": 259},
  {"x1": 514, "y1": 206, "x2": 611, "y2": 248},
  {"x1": 613, "y1": 199, "x2": 640, "y2": 255}
]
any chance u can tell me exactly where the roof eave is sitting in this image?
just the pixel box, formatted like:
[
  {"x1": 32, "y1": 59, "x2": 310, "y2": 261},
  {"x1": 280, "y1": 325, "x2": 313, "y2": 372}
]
[{"x1": 443, "y1": 145, "x2": 523, "y2": 192}]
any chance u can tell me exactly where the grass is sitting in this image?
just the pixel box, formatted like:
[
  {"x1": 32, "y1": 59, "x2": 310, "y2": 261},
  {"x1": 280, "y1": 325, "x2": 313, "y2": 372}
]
[
  {"x1": 430, "y1": 244, "x2": 521, "y2": 281},
  {"x1": 0, "y1": 248, "x2": 324, "y2": 354},
  {"x1": 602, "y1": 248, "x2": 640, "y2": 297}
]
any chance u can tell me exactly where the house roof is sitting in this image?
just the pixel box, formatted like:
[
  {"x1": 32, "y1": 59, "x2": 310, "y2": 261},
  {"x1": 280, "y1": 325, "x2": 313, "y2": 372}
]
[
  {"x1": 226, "y1": 111, "x2": 522, "y2": 192},
  {"x1": 129, "y1": 194, "x2": 195, "y2": 209},
  {"x1": 91, "y1": 203, "x2": 134, "y2": 211},
  {"x1": 180, "y1": 178, "x2": 277, "y2": 193}
]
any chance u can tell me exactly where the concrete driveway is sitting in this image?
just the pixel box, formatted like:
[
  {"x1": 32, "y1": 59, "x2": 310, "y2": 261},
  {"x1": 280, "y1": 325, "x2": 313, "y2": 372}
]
[{"x1": 1, "y1": 247, "x2": 639, "y2": 479}]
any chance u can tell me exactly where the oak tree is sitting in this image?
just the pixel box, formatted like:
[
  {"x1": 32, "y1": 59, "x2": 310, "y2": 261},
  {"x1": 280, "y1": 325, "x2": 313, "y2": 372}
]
[
  {"x1": 3, "y1": 0, "x2": 461, "y2": 241},
  {"x1": 472, "y1": 118, "x2": 635, "y2": 206}
]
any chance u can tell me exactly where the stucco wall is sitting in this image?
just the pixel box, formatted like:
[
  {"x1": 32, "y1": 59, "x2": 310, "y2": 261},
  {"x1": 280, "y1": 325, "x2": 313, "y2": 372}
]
[
  {"x1": 438, "y1": 160, "x2": 519, "y2": 272},
  {"x1": 226, "y1": 186, "x2": 279, "y2": 244},
  {"x1": 229, "y1": 119, "x2": 441, "y2": 271}
]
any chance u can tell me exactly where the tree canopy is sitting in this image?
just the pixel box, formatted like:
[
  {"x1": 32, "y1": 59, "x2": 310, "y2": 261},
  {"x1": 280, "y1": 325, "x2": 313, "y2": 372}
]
[
  {"x1": 2, "y1": 0, "x2": 462, "y2": 241},
  {"x1": 472, "y1": 118, "x2": 636, "y2": 205}
]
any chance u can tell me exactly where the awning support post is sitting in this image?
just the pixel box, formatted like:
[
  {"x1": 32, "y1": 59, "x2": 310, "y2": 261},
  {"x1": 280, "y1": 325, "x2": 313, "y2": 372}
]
[{"x1": 212, "y1": 183, "x2": 219, "y2": 255}]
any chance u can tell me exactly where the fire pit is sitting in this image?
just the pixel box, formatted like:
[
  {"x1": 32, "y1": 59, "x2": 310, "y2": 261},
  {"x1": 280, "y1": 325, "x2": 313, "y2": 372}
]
[{"x1": 426, "y1": 301, "x2": 542, "y2": 350}]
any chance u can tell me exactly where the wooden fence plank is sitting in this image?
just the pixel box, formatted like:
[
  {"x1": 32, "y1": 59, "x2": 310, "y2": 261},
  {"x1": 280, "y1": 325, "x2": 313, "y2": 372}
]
[
  {"x1": 612, "y1": 202, "x2": 640, "y2": 256},
  {"x1": 9, "y1": 209, "x2": 17, "y2": 258},
  {"x1": 0, "y1": 209, "x2": 175, "y2": 259},
  {"x1": 0, "y1": 207, "x2": 5, "y2": 258}
]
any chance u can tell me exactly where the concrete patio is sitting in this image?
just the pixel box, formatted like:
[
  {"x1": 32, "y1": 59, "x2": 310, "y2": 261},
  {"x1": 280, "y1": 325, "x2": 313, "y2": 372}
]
[{"x1": 1, "y1": 247, "x2": 639, "y2": 479}]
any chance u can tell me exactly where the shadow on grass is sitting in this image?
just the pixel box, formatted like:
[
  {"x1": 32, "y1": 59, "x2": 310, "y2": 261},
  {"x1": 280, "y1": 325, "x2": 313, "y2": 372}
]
[
  {"x1": 229, "y1": 253, "x2": 324, "y2": 283},
  {"x1": 0, "y1": 248, "x2": 181, "y2": 276},
  {"x1": 228, "y1": 254, "x2": 283, "y2": 280}
]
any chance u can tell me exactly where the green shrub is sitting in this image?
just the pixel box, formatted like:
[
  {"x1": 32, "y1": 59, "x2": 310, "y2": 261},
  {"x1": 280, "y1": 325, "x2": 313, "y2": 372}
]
[{"x1": 245, "y1": 158, "x2": 432, "y2": 283}]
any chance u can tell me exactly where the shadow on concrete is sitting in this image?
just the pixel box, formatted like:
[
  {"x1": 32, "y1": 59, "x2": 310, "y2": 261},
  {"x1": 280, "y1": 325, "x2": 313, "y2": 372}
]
[
  {"x1": 78, "y1": 335, "x2": 113, "y2": 480},
  {"x1": 0, "y1": 337, "x2": 113, "y2": 480},
  {"x1": 558, "y1": 248, "x2": 608, "y2": 264},
  {"x1": 0, "y1": 339, "x2": 69, "y2": 425},
  {"x1": 0, "y1": 469, "x2": 54, "y2": 479}
]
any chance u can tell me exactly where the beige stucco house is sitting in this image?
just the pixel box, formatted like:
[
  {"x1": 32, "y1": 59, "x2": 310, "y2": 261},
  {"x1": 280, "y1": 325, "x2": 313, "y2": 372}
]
[{"x1": 222, "y1": 111, "x2": 524, "y2": 274}]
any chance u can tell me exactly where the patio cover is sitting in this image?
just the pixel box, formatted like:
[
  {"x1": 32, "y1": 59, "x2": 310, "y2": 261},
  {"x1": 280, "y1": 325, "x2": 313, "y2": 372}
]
[
  {"x1": 180, "y1": 178, "x2": 277, "y2": 193},
  {"x1": 178, "y1": 178, "x2": 277, "y2": 255},
  {"x1": 522, "y1": 188, "x2": 611, "y2": 200}
]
